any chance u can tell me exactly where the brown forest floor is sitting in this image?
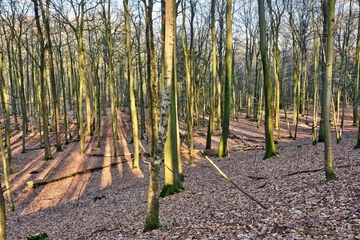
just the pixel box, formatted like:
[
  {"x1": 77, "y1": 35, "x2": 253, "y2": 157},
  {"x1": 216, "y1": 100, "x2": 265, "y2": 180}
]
[{"x1": 3, "y1": 107, "x2": 360, "y2": 239}]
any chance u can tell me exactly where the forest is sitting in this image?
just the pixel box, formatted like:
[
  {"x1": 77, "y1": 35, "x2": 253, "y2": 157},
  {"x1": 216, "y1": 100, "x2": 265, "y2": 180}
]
[{"x1": 0, "y1": 0, "x2": 359, "y2": 239}]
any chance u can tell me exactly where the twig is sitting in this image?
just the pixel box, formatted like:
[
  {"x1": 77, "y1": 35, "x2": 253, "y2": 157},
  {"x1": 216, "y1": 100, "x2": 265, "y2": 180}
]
[
  {"x1": 205, "y1": 156, "x2": 268, "y2": 209},
  {"x1": 284, "y1": 168, "x2": 323, "y2": 177},
  {"x1": 347, "y1": 202, "x2": 360, "y2": 222}
]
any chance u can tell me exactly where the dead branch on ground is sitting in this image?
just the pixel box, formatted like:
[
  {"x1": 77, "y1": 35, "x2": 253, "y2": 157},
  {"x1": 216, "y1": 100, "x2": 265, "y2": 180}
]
[{"x1": 27, "y1": 160, "x2": 128, "y2": 189}]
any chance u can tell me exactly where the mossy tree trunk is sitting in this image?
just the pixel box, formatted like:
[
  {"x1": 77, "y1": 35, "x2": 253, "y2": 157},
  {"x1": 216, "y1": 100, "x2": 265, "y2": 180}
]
[
  {"x1": 0, "y1": 28, "x2": 15, "y2": 174},
  {"x1": 33, "y1": 0, "x2": 53, "y2": 160},
  {"x1": 312, "y1": 0, "x2": 320, "y2": 145},
  {"x1": 0, "y1": 50, "x2": 15, "y2": 213},
  {"x1": 217, "y1": 0, "x2": 232, "y2": 158},
  {"x1": 205, "y1": 0, "x2": 217, "y2": 150},
  {"x1": 258, "y1": 0, "x2": 277, "y2": 159},
  {"x1": 267, "y1": 0, "x2": 284, "y2": 140}
]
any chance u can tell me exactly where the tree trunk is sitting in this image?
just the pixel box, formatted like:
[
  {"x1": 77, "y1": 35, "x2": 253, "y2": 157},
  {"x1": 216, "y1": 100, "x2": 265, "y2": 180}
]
[
  {"x1": 0, "y1": 50, "x2": 15, "y2": 214},
  {"x1": 161, "y1": 2, "x2": 183, "y2": 197},
  {"x1": 354, "y1": 3, "x2": 360, "y2": 126},
  {"x1": 206, "y1": 0, "x2": 217, "y2": 150},
  {"x1": 103, "y1": 0, "x2": 119, "y2": 157},
  {"x1": 144, "y1": 0, "x2": 158, "y2": 156},
  {"x1": 258, "y1": 0, "x2": 277, "y2": 159},
  {"x1": 181, "y1": 0, "x2": 195, "y2": 165},
  {"x1": 323, "y1": 0, "x2": 336, "y2": 181},
  {"x1": 124, "y1": 0, "x2": 140, "y2": 169},
  {"x1": 144, "y1": 0, "x2": 175, "y2": 231},
  {"x1": 312, "y1": 0, "x2": 320, "y2": 145},
  {"x1": 217, "y1": 0, "x2": 232, "y2": 157},
  {"x1": 40, "y1": 0, "x2": 62, "y2": 152},
  {"x1": 33, "y1": 0, "x2": 53, "y2": 160}
]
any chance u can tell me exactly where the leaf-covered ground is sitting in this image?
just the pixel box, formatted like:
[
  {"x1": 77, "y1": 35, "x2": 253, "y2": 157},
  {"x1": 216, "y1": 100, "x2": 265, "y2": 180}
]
[{"x1": 4, "y1": 108, "x2": 360, "y2": 239}]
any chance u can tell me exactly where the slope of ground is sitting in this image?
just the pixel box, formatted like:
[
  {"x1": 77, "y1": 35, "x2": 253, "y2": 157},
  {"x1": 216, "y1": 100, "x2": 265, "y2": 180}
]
[{"x1": 3, "y1": 108, "x2": 360, "y2": 239}]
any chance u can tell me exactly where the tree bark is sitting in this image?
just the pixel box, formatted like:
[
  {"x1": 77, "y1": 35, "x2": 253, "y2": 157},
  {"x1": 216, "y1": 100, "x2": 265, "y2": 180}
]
[
  {"x1": 33, "y1": 0, "x2": 53, "y2": 160},
  {"x1": 258, "y1": 0, "x2": 277, "y2": 159},
  {"x1": 124, "y1": 0, "x2": 140, "y2": 169},
  {"x1": 217, "y1": 0, "x2": 232, "y2": 157},
  {"x1": 206, "y1": 0, "x2": 217, "y2": 150},
  {"x1": 323, "y1": 0, "x2": 336, "y2": 181}
]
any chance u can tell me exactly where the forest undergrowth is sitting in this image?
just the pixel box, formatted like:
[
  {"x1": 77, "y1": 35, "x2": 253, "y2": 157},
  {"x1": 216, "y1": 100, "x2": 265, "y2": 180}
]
[{"x1": 3, "y1": 108, "x2": 360, "y2": 239}]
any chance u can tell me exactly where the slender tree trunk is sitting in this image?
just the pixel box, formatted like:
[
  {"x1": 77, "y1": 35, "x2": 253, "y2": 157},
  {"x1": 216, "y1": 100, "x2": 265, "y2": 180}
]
[
  {"x1": 124, "y1": 0, "x2": 140, "y2": 169},
  {"x1": 15, "y1": 37, "x2": 28, "y2": 154},
  {"x1": 103, "y1": 0, "x2": 119, "y2": 156},
  {"x1": 0, "y1": 37, "x2": 15, "y2": 174},
  {"x1": 312, "y1": 0, "x2": 320, "y2": 145},
  {"x1": 258, "y1": 0, "x2": 277, "y2": 159},
  {"x1": 40, "y1": 0, "x2": 62, "y2": 152},
  {"x1": 0, "y1": 50, "x2": 15, "y2": 214},
  {"x1": 136, "y1": 9, "x2": 146, "y2": 140},
  {"x1": 217, "y1": 0, "x2": 232, "y2": 157},
  {"x1": 143, "y1": 0, "x2": 158, "y2": 156},
  {"x1": 354, "y1": 3, "x2": 360, "y2": 126},
  {"x1": 181, "y1": 0, "x2": 195, "y2": 165},
  {"x1": 206, "y1": 0, "x2": 217, "y2": 150},
  {"x1": 323, "y1": 0, "x2": 336, "y2": 181},
  {"x1": 33, "y1": 0, "x2": 53, "y2": 160}
]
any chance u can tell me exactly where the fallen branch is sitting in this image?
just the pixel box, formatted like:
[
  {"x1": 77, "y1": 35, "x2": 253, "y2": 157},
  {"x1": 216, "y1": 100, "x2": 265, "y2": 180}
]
[
  {"x1": 247, "y1": 175, "x2": 267, "y2": 180},
  {"x1": 27, "y1": 160, "x2": 127, "y2": 189},
  {"x1": 229, "y1": 131, "x2": 250, "y2": 146},
  {"x1": 347, "y1": 202, "x2": 360, "y2": 222},
  {"x1": 285, "y1": 163, "x2": 360, "y2": 177},
  {"x1": 284, "y1": 168, "x2": 323, "y2": 176},
  {"x1": 205, "y1": 156, "x2": 268, "y2": 209},
  {"x1": 298, "y1": 229, "x2": 335, "y2": 236}
]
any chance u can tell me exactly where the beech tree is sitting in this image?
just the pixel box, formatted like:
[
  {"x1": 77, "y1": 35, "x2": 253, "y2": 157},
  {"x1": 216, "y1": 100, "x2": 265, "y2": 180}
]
[
  {"x1": 124, "y1": 0, "x2": 140, "y2": 169},
  {"x1": 144, "y1": 0, "x2": 175, "y2": 231},
  {"x1": 258, "y1": 0, "x2": 277, "y2": 159},
  {"x1": 101, "y1": 0, "x2": 120, "y2": 156},
  {"x1": 32, "y1": 0, "x2": 53, "y2": 160},
  {"x1": 322, "y1": 0, "x2": 336, "y2": 181},
  {"x1": 217, "y1": 0, "x2": 232, "y2": 157},
  {"x1": 205, "y1": 0, "x2": 217, "y2": 150},
  {"x1": 142, "y1": 0, "x2": 159, "y2": 157}
]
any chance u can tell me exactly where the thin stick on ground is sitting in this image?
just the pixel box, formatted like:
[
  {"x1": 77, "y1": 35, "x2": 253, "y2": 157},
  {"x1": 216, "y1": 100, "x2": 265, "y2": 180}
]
[{"x1": 205, "y1": 156, "x2": 268, "y2": 209}]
